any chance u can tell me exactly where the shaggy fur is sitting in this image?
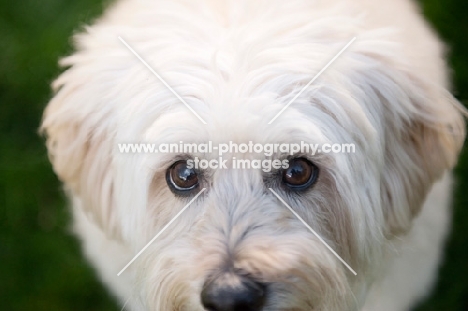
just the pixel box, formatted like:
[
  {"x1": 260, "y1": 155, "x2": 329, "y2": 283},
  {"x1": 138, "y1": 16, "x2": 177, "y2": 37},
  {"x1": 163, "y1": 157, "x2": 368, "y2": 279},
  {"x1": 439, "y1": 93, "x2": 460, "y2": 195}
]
[{"x1": 42, "y1": 0, "x2": 466, "y2": 310}]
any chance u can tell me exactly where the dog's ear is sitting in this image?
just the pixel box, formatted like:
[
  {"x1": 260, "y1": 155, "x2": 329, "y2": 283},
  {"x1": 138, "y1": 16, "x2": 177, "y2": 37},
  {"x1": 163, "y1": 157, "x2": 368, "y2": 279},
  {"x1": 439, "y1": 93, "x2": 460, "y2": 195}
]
[
  {"x1": 355, "y1": 51, "x2": 466, "y2": 236},
  {"x1": 41, "y1": 58, "x2": 119, "y2": 238},
  {"x1": 381, "y1": 85, "x2": 465, "y2": 236}
]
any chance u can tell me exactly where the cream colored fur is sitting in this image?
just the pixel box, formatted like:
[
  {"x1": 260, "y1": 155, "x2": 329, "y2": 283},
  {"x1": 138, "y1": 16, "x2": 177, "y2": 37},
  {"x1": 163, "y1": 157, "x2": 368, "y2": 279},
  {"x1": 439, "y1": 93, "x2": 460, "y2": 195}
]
[{"x1": 41, "y1": 0, "x2": 465, "y2": 310}]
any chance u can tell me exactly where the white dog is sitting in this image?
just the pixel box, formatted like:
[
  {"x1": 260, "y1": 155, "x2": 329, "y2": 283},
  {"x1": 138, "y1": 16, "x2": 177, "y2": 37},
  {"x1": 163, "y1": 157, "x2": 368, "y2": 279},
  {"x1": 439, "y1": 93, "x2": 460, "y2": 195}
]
[{"x1": 41, "y1": 0, "x2": 466, "y2": 310}]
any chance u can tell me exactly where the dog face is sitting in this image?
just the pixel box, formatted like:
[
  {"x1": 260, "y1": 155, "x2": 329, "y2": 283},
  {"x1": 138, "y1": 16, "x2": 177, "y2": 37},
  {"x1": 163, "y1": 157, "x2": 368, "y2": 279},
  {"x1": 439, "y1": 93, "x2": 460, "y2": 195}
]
[{"x1": 41, "y1": 1, "x2": 465, "y2": 310}]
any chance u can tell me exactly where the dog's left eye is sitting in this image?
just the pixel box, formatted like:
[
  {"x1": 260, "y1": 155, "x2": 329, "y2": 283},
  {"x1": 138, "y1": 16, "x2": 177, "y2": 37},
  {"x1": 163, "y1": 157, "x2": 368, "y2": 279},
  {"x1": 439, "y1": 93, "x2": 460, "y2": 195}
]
[
  {"x1": 166, "y1": 160, "x2": 199, "y2": 194},
  {"x1": 282, "y1": 158, "x2": 318, "y2": 190}
]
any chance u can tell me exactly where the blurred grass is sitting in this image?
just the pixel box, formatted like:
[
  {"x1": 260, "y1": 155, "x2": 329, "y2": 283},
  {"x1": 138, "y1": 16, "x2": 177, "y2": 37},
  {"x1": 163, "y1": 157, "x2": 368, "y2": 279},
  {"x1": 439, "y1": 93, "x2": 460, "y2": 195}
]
[
  {"x1": 0, "y1": 0, "x2": 118, "y2": 310},
  {"x1": 0, "y1": 0, "x2": 466, "y2": 310}
]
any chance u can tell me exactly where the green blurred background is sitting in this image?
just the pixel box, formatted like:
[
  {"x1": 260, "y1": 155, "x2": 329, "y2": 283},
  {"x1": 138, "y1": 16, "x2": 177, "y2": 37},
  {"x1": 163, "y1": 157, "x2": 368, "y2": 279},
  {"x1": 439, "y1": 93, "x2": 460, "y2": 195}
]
[{"x1": 0, "y1": 0, "x2": 467, "y2": 310}]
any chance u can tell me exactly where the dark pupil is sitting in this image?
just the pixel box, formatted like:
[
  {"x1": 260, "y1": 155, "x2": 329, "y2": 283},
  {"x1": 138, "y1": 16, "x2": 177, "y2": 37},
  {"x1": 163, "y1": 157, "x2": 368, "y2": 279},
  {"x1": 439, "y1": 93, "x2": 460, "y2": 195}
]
[
  {"x1": 172, "y1": 162, "x2": 198, "y2": 188},
  {"x1": 284, "y1": 160, "x2": 311, "y2": 185}
]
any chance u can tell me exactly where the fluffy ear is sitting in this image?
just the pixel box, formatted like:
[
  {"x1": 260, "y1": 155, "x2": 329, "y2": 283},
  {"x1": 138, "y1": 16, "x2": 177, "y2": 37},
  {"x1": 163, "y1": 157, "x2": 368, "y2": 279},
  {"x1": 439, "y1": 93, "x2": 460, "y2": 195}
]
[
  {"x1": 383, "y1": 87, "x2": 464, "y2": 235},
  {"x1": 360, "y1": 57, "x2": 466, "y2": 235},
  {"x1": 41, "y1": 56, "x2": 119, "y2": 238}
]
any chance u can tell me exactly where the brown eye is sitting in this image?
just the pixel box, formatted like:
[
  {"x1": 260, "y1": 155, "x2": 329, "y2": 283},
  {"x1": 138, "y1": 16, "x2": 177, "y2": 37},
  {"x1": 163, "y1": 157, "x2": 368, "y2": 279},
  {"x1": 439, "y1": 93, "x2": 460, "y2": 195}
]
[
  {"x1": 166, "y1": 160, "x2": 199, "y2": 193},
  {"x1": 282, "y1": 158, "x2": 318, "y2": 190}
]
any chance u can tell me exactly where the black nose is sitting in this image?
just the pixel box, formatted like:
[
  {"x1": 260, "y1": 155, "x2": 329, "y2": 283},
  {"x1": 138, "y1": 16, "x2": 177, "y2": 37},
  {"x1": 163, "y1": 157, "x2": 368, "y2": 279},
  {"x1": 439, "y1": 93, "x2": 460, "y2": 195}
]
[{"x1": 201, "y1": 274, "x2": 266, "y2": 311}]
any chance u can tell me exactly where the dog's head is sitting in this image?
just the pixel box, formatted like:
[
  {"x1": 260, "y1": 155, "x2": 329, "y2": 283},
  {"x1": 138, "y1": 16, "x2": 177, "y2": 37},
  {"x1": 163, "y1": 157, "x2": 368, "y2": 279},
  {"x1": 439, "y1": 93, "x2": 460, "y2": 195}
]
[{"x1": 41, "y1": 3, "x2": 465, "y2": 310}]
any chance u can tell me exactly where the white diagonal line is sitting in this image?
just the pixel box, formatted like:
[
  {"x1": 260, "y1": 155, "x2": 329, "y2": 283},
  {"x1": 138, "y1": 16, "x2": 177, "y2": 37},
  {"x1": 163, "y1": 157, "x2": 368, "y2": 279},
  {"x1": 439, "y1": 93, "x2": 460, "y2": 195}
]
[
  {"x1": 118, "y1": 36, "x2": 207, "y2": 124},
  {"x1": 117, "y1": 188, "x2": 206, "y2": 276},
  {"x1": 120, "y1": 296, "x2": 131, "y2": 311},
  {"x1": 268, "y1": 188, "x2": 357, "y2": 275},
  {"x1": 268, "y1": 37, "x2": 356, "y2": 124}
]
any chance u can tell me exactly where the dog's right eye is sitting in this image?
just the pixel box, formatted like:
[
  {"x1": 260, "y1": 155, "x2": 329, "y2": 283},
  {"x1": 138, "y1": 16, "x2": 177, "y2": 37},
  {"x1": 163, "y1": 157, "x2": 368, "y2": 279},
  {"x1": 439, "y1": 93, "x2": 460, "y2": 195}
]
[
  {"x1": 282, "y1": 158, "x2": 318, "y2": 191},
  {"x1": 166, "y1": 160, "x2": 199, "y2": 194}
]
